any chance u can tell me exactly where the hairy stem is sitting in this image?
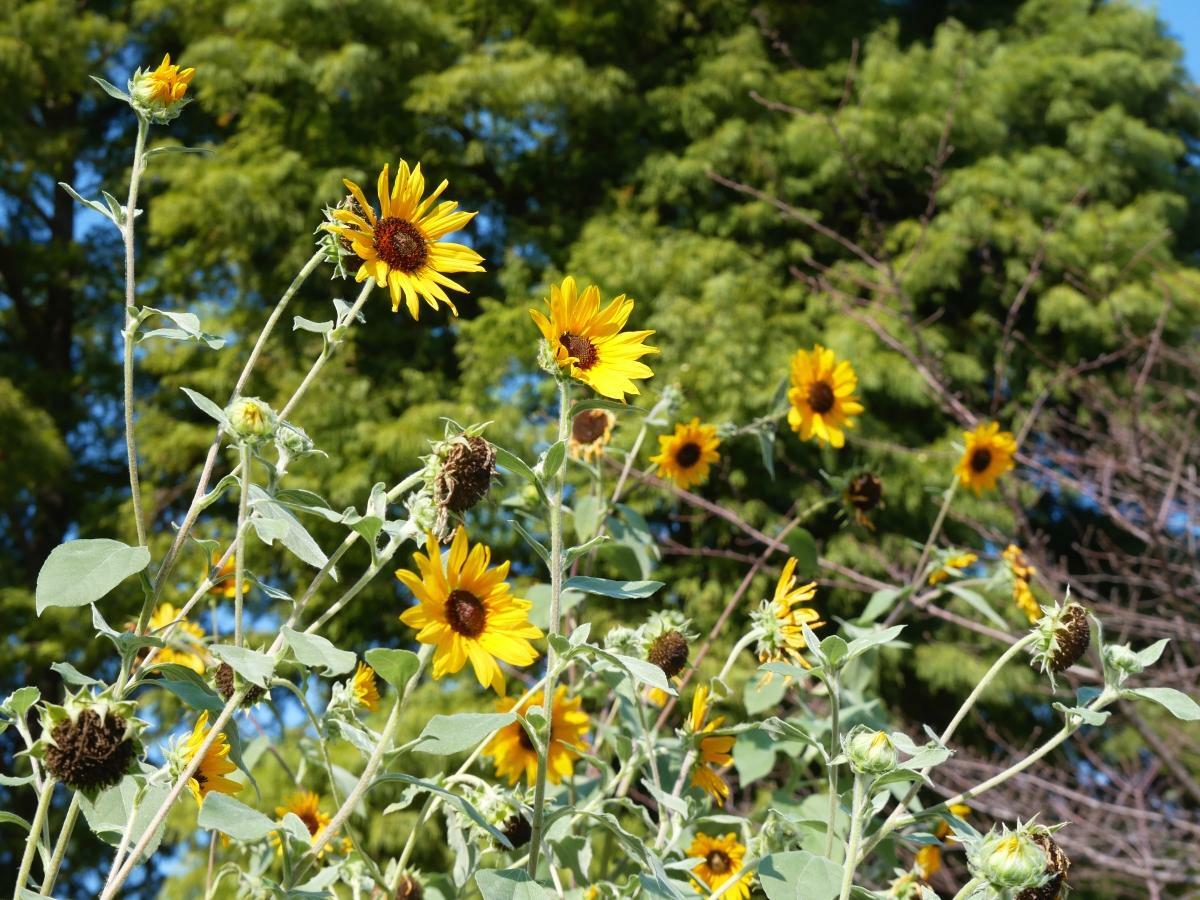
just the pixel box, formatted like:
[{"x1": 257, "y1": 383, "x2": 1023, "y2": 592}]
[
  {"x1": 526, "y1": 378, "x2": 572, "y2": 878},
  {"x1": 39, "y1": 790, "x2": 80, "y2": 896},
  {"x1": 824, "y1": 671, "x2": 842, "y2": 858},
  {"x1": 122, "y1": 115, "x2": 149, "y2": 549},
  {"x1": 13, "y1": 777, "x2": 55, "y2": 896},
  {"x1": 838, "y1": 775, "x2": 866, "y2": 900},
  {"x1": 234, "y1": 443, "x2": 251, "y2": 646}
]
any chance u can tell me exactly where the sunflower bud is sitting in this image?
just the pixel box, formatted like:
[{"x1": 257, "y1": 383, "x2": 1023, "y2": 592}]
[
  {"x1": 1015, "y1": 833, "x2": 1070, "y2": 900},
  {"x1": 971, "y1": 829, "x2": 1048, "y2": 890},
  {"x1": 224, "y1": 396, "x2": 277, "y2": 443},
  {"x1": 1030, "y1": 600, "x2": 1092, "y2": 685},
  {"x1": 844, "y1": 726, "x2": 897, "y2": 776},
  {"x1": 1103, "y1": 643, "x2": 1143, "y2": 681},
  {"x1": 213, "y1": 662, "x2": 266, "y2": 707},
  {"x1": 647, "y1": 629, "x2": 689, "y2": 679},
  {"x1": 129, "y1": 54, "x2": 195, "y2": 124}
]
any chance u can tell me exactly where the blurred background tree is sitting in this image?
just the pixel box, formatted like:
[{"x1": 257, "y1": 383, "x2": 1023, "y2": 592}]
[{"x1": 2, "y1": 0, "x2": 1197, "y2": 895}]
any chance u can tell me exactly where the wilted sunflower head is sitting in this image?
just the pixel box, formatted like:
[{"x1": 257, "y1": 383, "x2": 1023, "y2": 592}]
[
  {"x1": 640, "y1": 610, "x2": 695, "y2": 680},
  {"x1": 1030, "y1": 598, "x2": 1092, "y2": 686},
  {"x1": 212, "y1": 662, "x2": 266, "y2": 708},
  {"x1": 38, "y1": 690, "x2": 144, "y2": 795},
  {"x1": 568, "y1": 408, "x2": 616, "y2": 461},
  {"x1": 421, "y1": 425, "x2": 497, "y2": 538},
  {"x1": 845, "y1": 472, "x2": 884, "y2": 528}
]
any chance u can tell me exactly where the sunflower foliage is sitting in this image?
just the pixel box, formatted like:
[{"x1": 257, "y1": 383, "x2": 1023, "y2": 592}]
[{"x1": 6, "y1": 29, "x2": 1200, "y2": 900}]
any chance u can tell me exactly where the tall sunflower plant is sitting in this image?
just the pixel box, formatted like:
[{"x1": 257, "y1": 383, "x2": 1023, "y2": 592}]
[{"x1": 6, "y1": 56, "x2": 1198, "y2": 900}]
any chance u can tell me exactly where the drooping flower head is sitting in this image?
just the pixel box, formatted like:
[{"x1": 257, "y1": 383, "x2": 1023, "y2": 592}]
[
  {"x1": 650, "y1": 418, "x2": 721, "y2": 489},
  {"x1": 397, "y1": 528, "x2": 543, "y2": 695},
  {"x1": 350, "y1": 662, "x2": 380, "y2": 712},
  {"x1": 956, "y1": 422, "x2": 1017, "y2": 493},
  {"x1": 182, "y1": 711, "x2": 240, "y2": 804},
  {"x1": 916, "y1": 804, "x2": 972, "y2": 881},
  {"x1": 40, "y1": 691, "x2": 144, "y2": 795},
  {"x1": 146, "y1": 602, "x2": 208, "y2": 674},
  {"x1": 324, "y1": 161, "x2": 484, "y2": 319},
  {"x1": 686, "y1": 832, "x2": 753, "y2": 899},
  {"x1": 751, "y1": 558, "x2": 823, "y2": 677},
  {"x1": 485, "y1": 685, "x2": 590, "y2": 786},
  {"x1": 530, "y1": 276, "x2": 657, "y2": 401},
  {"x1": 845, "y1": 472, "x2": 884, "y2": 530},
  {"x1": 568, "y1": 409, "x2": 616, "y2": 461},
  {"x1": 786, "y1": 344, "x2": 863, "y2": 449},
  {"x1": 207, "y1": 550, "x2": 251, "y2": 600},
  {"x1": 273, "y1": 790, "x2": 338, "y2": 858},
  {"x1": 687, "y1": 686, "x2": 735, "y2": 804}
]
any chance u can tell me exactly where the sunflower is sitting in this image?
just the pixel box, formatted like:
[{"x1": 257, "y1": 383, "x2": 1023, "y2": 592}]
[
  {"x1": 1014, "y1": 578, "x2": 1041, "y2": 624},
  {"x1": 485, "y1": 685, "x2": 590, "y2": 786},
  {"x1": 273, "y1": 790, "x2": 337, "y2": 857},
  {"x1": 928, "y1": 552, "x2": 978, "y2": 586},
  {"x1": 183, "y1": 712, "x2": 240, "y2": 804},
  {"x1": 207, "y1": 550, "x2": 250, "y2": 600},
  {"x1": 1003, "y1": 544, "x2": 1036, "y2": 580},
  {"x1": 139, "y1": 54, "x2": 195, "y2": 104},
  {"x1": 650, "y1": 419, "x2": 721, "y2": 489},
  {"x1": 397, "y1": 527, "x2": 543, "y2": 695},
  {"x1": 529, "y1": 276, "x2": 657, "y2": 401},
  {"x1": 323, "y1": 161, "x2": 484, "y2": 319},
  {"x1": 568, "y1": 408, "x2": 616, "y2": 461},
  {"x1": 751, "y1": 557, "x2": 823, "y2": 678},
  {"x1": 786, "y1": 344, "x2": 864, "y2": 449},
  {"x1": 686, "y1": 832, "x2": 753, "y2": 899},
  {"x1": 146, "y1": 602, "x2": 208, "y2": 674},
  {"x1": 955, "y1": 422, "x2": 1017, "y2": 493},
  {"x1": 350, "y1": 662, "x2": 380, "y2": 712},
  {"x1": 688, "y1": 686, "x2": 735, "y2": 804}
]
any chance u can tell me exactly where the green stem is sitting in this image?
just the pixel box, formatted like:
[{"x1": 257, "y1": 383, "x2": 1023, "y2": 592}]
[
  {"x1": 838, "y1": 775, "x2": 866, "y2": 900},
  {"x1": 824, "y1": 671, "x2": 842, "y2": 858},
  {"x1": 951, "y1": 876, "x2": 985, "y2": 899},
  {"x1": 13, "y1": 777, "x2": 55, "y2": 897},
  {"x1": 39, "y1": 790, "x2": 80, "y2": 895},
  {"x1": 122, "y1": 114, "x2": 149, "y2": 549},
  {"x1": 526, "y1": 378, "x2": 572, "y2": 878},
  {"x1": 234, "y1": 444, "x2": 251, "y2": 646},
  {"x1": 910, "y1": 477, "x2": 959, "y2": 592}
]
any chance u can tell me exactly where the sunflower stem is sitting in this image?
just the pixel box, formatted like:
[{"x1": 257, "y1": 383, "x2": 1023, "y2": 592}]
[
  {"x1": 838, "y1": 774, "x2": 866, "y2": 900},
  {"x1": 39, "y1": 790, "x2": 80, "y2": 896},
  {"x1": 951, "y1": 876, "x2": 985, "y2": 899},
  {"x1": 13, "y1": 777, "x2": 55, "y2": 896},
  {"x1": 526, "y1": 377, "x2": 572, "y2": 879},
  {"x1": 234, "y1": 443, "x2": 251, "y2": 647},
  {"x1": 122, "y1": 114, "x2": 149, "y2": 550},
  {"x1": 824, "y1": 670, "x2": 842, "y2": 858},
  {"x1": 910, "y1": 476, "x2": 960, "y2": 594}
]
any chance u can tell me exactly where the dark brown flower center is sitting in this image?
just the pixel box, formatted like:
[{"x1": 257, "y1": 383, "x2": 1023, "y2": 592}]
[
  {"x1": 446, "y1": 589, "x2": 487, "y2": 638},
  {"x1": 517, "y1": 724, "x2": 536, "y2": 751},
  {"x1": 970, "y1": 448, "x2": 993, "y2": 473},
  {"x1": 807, "y1": 380, "x2": 835, "y2": 414},
  {"x1": 374, "y1": 216, "x2": 428, "y2": 273},
  {"x1": 647, "y1": 630, "x2": 689, "y2": 679},
  {"x1": 298, "y1": 809, "x2": 321, "y2": 836},
  {"x1": 572, "y1": 409, "x2": 610, "y2": 444},
  {"x1": 560, "y1": 333, "x2": 599, "y2": 370},
  {"x1": 675, "y1": 442, "x2": 702, "y2": 468},
  {"x1": 848, "y1": 473, "x2": 882, "y2": 512},
  {"x1": 707, "y1": 850, "x2": 731, "y2": 874}
]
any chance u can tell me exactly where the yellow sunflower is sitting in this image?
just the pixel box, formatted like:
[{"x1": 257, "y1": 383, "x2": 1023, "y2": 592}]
[
  {"x1": 139, "y1": 53, "x2": 195, "y2": 104},
  {"x1": 350, "y1": 662, "x2": 380, "y2": 712},
  {"x1": 146, "y1": 602, "x2": 208, "y2": 674},
  {"x1": 916, "y1": 803, "x2": 971, "y2": 881},
  {"x1": 686, "y1": 832, "x2": 753, "y2": 899},
  {"x1": 688, "y1": 686, "x2": 735, "y2": 804},
  {"x1": 273, "y1": 790, "x2": 337, "y2": 858},
  {"x1": 786, "y1": 344, "x2": 864, "y2": 449},
  {"x1": 568, "y1": 408, "x2": 616, "y2": 461},
  {"x1": 650, "y1": 418, "x2": 721, "y2": 489},
  {"x1": 183, "y1": 712, "x2": 240, "y2": 804},
  {"x1": 324, "y1": 161, "x2": 484, "y2": 319},
  {"x1": 955, "y1": 422, "x2": 1017, "y2": 493},
  {"x1": 485, "y1": 685, "x2": 590, "y2": 786},
  {"x1": 928, "y1": 552, "x2": 978, "y2": 586},
  {"x1": 1013, "y1": 578, "x2": 1041, "y2": 624},
  {"x1": 529, "y1": 276, "x2": 657, "y2": 401},
  {"x1": 1003, "y1": 544, "x2": 1036, "y2": 580},
  {"x1": 207, "y1": 550, "x2": 250, "y2": 600},
  {"x1": 397, "y1": 527, "x2": 543, "y2": 695},
  {"x1": 752, "y1": 558, "x2": 824, "y2": 678}
]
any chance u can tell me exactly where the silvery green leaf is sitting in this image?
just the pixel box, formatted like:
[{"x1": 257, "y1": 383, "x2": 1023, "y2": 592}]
[
  {"x1": 474, "y1": 869, "x2": 549, "y2": 899},
  {"x1": 197, "y1": 792, "x2": 276, "y2": 841},
  {"x1": 249, "y1": 486, "x2": 331, "y2": 571},
  {"x1": 3, "y1": 686, "x2": 40, "y2": 718},
  {"x1": 410, "y1": 712, "x2": 517, "y2": 756},
  {"x1": 845, "y1": 625, "x2": 907, "y2": 660},
  {"x1": 493, "y1": 445, "x2": 549, "y2": 505},
  {"x1": 144, "y1": 145, "x2": 214, "y2": 160},
  {"x1": 293, "y1": 316, "x2": 334, "y2": 335},
  {"x1": 370, "y1": 773, "x2": 511, "y2": 848},
  {"x1": 210, "y1": 644, "x2": 276, "y2": 688},
  {"x1": 563, "y1": 576, "x2": 663, "y2": 599},
  {"x1": 567, "y1": 398, "x2": 643, "y2": 419},
  {"x1": 35, "y1": 539, "x2": 151, "y2": 614},
  {"x1": 79, "y1": 777, "x2": 170, "y2": 858},
  {"x1": 57, "y1": 181, "x2": 116, "y2": 224},
  {"x1": 90, "y1": 75, "x2": 131, "y2": 102},
  {"x1": 364, "y1": 648, "x2": 419, "y2": 688},
  {"x1": 510, "y1": 519, "x2": 550, "y2": 567},
  {"x1": 101, "y1": 191, "x2": 126, "y2": 225},
  {"x1": 858, "y1": 588, "x2": 902, "y2": 624},
  {"x1": 51, "y1": 661, "x2": 100, "y2": 686},
  {"x1": 1124, "y1": 687, "x2": 1200, "y2": 720},
  {"x1": 571, "y1": 494, "x2": 604, "y2": 543},
  {"x1": 536, "y1": 440, "x2": 566, "y2": 481},
  {"x1": 149, "y1": 663, "x2": 224, "y2": 713},
  {"x1": 1135, "y1": 639, "x2": 1170, "y2": 669},
  {"x1": 759, "y1": 428, "x2": 777, "y2": 479},
  {"x1": 182, "y1": 387, "x2": 230, "y2": 428},
  {"x1": 281, "y1": 626, "x2": 357, "y2": 676},
  {"x1": 564, "y1": 533, "x2": 610, "y2": 567},
  {"x1": 758, "y1": 850, "x2": 842, "y2": 900},
  {"x1": 944, "y1": 583, "x2": 1007, "y2": 629}
]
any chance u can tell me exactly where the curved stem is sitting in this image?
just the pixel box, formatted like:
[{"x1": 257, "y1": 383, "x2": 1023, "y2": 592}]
[
  {"x1": 526, "y1": 378, "x2": 571, "y2": 878},
  {"x1": 122, "y1": 115, "x2": 149, "y2": 548},
  {"x1": 39, "y1": 790, "x2": 80, "y2": 895},
  {"x1": 13, "y1": 777, "x2": 55, "y2": 897},
  {"x1": 234, "y1": 444, "x2": 251, "y2": 646},
  {"x1": 838, "y1": 775, "x2": 865, "y2": 900}
]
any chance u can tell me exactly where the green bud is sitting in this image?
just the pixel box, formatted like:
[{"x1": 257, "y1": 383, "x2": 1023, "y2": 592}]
[
  {"x1": 224, "y1": 396, "x2": 277, "y2": 443},
  {"x1": 845, "y1": 726, "x2": 897, "y2": 775},
  {"x1": 1104, "y1": 643, "x2": 1143, "y2": 678},
  {"x1": 972, "y1": 830, "x2": 1048, "y2": 889}
]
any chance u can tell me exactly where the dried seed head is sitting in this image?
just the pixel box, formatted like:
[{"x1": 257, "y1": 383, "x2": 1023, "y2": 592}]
[
  {"x1": 1015, "y1": 833, "x2": 1070, "y2": 900},
  {"x1": 214, "y1": 662, "x2": 265, "y2": 707},
  {"x1": 501, "y1": 813, "x2": 532, "y2": 849},
  {"x1": 435, "y1": 435, "x2": 496, "y2": 518},
  {"x1": 647, "y1": 629, "x2": 689, "y2": 679},
  {"x1": 44, "y1": 708, "x2": 135, "y2": 792},
  {"x1": 393, "y1": 874, "x2": 424, "y2": 900},
  {"x1": 847, "y1": 473, "x2": 883, "y2": 512},
  {"x1": 1048, "y1": 604, "x2": 1090, "y2": 673}
]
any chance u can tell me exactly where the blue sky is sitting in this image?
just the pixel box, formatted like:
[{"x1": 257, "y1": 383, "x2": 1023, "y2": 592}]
[{"x1": 1153, "y1": 0, "x2": 1200, "y2": 80}]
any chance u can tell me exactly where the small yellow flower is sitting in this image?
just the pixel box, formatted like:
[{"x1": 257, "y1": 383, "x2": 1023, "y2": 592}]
[
  {"x1": 350, "y1": 662, "x2": 380, "y2": 712},
  {"x1": 650, "y1": 418, "x2": 721, "y2": 489},
  {"x1": 686, "y1": 832, "x2": 753, "y2": 898},
  {"x1": 272, "y1": 790, "x2": 337, "y2": 857},
  {"x1": 529, "y1": 276, "x2": 658, "y2": 401},
  {"x1": 183, "y1": 712, "x2": 240, "y2": 804},
  {"x1": 916, "y1": 804, "x2": 969, "y2": 880},
  {"x1": 207, "y1": 551, "x2": 251, "y2": 600},
  {"x1": 568, "y1": 408, "x2": 616, "y2": 461},
  {"x1": 1014, "y1": 578, "x2": 1041, "y2": 624},
  {"x1": 396, "y1": 527, "x2": 543, "y2": 695},
  {"x1": 146, "y1": 602, "x2": 208, "y2": 674},
  {"x1": 955, "y1": 422, "x2": 1017, "y2": 493},
  {"x1": 688, "y1": 686, "x2": 735, "y2": 804},
  {"x1": 786, "y1": 344, "x2": 863, "y2": 449},
  {"x1": 324, "y1": 161, "x2": 484, "y2": 319},
  {"x1": 928, "y1": 552, "x2": 978, "y2": 586},
  {"x1": 1003, "y1": 544, "x2": 1036, "y2": 580},
  {"x1": 137, "y1": 53, "x2": 195, "y2": 104},
  {"x1": 485, "y1": 685, "x2": 590, "y2": 786}
]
